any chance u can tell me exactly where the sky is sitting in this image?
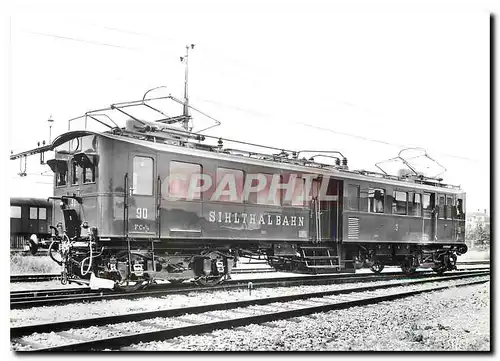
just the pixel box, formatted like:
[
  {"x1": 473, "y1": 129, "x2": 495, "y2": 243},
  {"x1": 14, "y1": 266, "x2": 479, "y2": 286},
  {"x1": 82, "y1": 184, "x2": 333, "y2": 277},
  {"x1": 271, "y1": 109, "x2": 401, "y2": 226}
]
[{"x1": 5, "y1": 1, "x2": 492, "y2": 213}]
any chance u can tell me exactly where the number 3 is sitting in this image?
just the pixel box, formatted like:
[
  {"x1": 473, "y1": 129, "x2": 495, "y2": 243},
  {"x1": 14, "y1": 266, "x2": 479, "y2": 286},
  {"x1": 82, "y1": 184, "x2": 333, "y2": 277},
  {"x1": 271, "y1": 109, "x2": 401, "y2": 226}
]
[{"x1": 136, "y1": 208, "x2": 148, "y2": 219}]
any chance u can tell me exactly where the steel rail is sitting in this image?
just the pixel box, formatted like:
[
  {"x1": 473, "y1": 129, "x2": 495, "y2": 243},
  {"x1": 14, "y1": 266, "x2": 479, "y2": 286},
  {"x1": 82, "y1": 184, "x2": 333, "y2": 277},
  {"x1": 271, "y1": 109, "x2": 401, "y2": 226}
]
[
  {"x1": 10, "y1": 269, "x2": 489, "y2": 309},
  {"x1": 10, "y1": 260, "x2": 488, "y2": 283},
  {"x1": 11, "y1": 273, "x2": 489, "y2": 351}
]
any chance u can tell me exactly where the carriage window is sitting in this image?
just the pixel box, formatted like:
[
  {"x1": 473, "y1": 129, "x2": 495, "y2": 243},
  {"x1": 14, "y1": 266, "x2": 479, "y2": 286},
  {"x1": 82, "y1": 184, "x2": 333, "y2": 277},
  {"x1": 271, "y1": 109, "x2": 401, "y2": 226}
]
[
  {"x1": 38, "y1": 208, "x2": 47, "y2": 220},
  {"x1": 29, "y1": 207, "x2": 38, "y2": 220},
  {"x1": 346, "y1": 184, "x2": 360, "y2": 211},
  {"x1": 168, "y1": 161, "x2": 202, "y2": 200},
  {"x1": 10, "y1": 206, "x2": 21, "y2": 218},
  {"x1": 368, "y1": 188, "x2": 385, "y2": 213},
  {"x1": 408, "y1": 193, "x2": 422, "y2": 217},
  {"x1": 438, "y1": 195, "x2": 445, "y2": 219},
  {"x1": 422, "y1": 193, "x2": 435, "y2": 218},
  {"x1": 133, "y1": 156, "x2": 153, "y2": 195},
  {"x1": 83, "y1": 165, "x2": 95, "y2": 184},
  {"x1": 446, "y1": 196, "x2": 454, "y2": 219},
  {"x1": 392, "y1": 191, "x2": 407, "y2": 215},
  {"x1": 216, "y1": 168, "x2": 244, "y2": 203},
  {"x1": 71, "y1": 160, "x2": 79, "y2": 185}
]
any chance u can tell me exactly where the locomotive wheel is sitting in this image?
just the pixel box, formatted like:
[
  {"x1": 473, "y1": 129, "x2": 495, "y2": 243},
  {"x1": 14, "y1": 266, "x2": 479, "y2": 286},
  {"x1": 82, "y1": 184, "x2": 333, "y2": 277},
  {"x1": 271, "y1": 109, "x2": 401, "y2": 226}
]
[
  {"x1": 116, "y1": 279, "x2": 150, "y2": 292},
  {"x1": 369, "y1": 261, "x2": 384, "y2": 274},
  {"x1": 432, "y1": 267, "x2": 446, "y2": 275},
  {"x1": 195, "y1": 275, "x2": 224, "y2": 287},
  {"x1": 169, "y1": 279, "x2": 187, "y2": 285}
]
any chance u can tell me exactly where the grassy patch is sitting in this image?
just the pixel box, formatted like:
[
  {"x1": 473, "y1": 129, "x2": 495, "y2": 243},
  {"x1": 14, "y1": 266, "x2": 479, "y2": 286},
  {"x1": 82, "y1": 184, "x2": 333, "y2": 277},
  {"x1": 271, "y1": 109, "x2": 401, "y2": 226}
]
[{"x1": 10, "y1": 253, "x2": 62, "y2": 274}]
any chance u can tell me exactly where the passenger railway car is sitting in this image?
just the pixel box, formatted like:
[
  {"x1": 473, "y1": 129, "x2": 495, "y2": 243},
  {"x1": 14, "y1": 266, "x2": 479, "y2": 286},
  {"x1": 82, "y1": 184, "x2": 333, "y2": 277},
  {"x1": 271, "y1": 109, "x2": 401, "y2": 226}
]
[
  {"x1": 10, "y1": 92, "x2": 467, "y2": 290},
  {"x1": 10, "y1": 197, "x2": 52, "y2": 251}
]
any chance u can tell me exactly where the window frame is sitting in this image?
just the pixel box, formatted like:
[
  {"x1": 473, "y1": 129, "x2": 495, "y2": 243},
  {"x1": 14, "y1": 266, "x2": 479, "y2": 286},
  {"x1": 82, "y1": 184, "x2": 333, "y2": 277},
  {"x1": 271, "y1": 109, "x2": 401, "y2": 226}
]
[
  {"x1": 168, "y1": 161, "x2": 203, "y2": 201},
  {"x1": 249, "y1": 173, "x2": 282, "y2": 206},
  {"x1": 368, "y1": 187, "x2": 385, "y2": 214},
  {"x1": 215, "y1": 167, "x2": 245, "y2": 203},
  {"x1": 29, "y1": 207, "x2": 38, "y2": 220},
  {"x1": 132, "y1": 156, "x2": 154, "y2": 196},
  {"x1": 55, "y1": 161, "x2": 68, "y2": 188},
  {"x1": 346, "y1": 184, "x2": 360, "y2": 211},
  {"x1": 392, "y1": 190, "x2": 408, "y2": 215},
  {"x1": 38, "y1": 207, "x2": 47, "y2": 220},
  {"x1": 10, "y1": 206, "x2": 22, "y2": 219}
]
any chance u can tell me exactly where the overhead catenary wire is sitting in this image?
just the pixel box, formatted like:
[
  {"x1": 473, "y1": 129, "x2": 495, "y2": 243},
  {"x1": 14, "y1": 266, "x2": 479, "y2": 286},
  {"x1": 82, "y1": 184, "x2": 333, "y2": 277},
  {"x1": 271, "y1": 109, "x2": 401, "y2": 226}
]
[{"x1": 16, "y1": 26, "x2": 481, "y2": 164}]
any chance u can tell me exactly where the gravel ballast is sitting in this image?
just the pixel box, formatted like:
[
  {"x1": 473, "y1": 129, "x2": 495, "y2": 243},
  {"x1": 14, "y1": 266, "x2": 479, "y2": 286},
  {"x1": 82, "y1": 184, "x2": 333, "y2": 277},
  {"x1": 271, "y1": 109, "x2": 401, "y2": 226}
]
[
  {"x1": 10, "y1": 274, "x2": 485, "y2": 327},
  {"x1": 130, "y1": 282, "x2": 490, "y2": 351}
]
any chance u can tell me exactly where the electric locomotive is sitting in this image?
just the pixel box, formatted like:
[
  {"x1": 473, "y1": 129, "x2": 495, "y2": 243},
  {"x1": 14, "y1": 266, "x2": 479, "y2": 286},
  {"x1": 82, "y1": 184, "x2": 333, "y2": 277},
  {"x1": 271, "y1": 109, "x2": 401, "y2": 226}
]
[{"x1": 10, "y1": 93, "x2": 467, "y2": 290}]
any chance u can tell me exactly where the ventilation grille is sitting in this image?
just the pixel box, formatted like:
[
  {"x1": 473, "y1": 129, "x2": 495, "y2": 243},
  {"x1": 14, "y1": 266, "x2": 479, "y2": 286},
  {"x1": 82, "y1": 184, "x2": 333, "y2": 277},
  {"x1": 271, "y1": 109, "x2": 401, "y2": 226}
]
[{"x1": 348, "y1": 217, "x2": 360, "y2": 240}]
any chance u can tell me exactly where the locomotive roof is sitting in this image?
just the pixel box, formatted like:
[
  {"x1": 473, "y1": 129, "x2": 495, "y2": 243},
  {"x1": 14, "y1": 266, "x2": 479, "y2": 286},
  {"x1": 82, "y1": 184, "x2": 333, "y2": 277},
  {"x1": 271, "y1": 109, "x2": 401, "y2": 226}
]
[
  {"x1": 51, "y1": 130, "x2": 463, "y2": 195},
  {"x1": 10, "y1": 197, "x2": 52, "y2": 207}
]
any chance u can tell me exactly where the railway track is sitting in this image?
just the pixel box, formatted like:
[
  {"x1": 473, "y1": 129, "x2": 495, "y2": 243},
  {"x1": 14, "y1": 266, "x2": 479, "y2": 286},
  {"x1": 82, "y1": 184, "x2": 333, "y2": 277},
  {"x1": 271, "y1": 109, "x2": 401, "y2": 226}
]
[
  {"x1": 9, "y1": 260, "x2": 489, "y2": 283},
  {"x1": 11, "y1": 272, "x2": 489, "y2": 351},
  {"x1": 10, "y1": 268, "x2": 488, "y2": 309}
]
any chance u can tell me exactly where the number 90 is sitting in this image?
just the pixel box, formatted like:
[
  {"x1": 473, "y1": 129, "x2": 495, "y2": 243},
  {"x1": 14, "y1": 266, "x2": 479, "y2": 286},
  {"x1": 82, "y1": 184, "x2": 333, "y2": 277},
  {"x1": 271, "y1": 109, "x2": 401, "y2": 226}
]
[{"x1": 136, "y1": 207, "x2": 148, "y2": 219}]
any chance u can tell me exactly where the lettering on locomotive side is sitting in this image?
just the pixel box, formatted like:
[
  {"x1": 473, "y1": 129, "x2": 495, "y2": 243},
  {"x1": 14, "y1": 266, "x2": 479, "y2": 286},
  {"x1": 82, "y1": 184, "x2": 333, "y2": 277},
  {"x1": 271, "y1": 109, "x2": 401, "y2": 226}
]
[
  {"x1": 134, "y1": 224, "x2": 151, "y2": 232},
  {"x1": 208, "y1": 211, "x2": 305, "y2": 227}
]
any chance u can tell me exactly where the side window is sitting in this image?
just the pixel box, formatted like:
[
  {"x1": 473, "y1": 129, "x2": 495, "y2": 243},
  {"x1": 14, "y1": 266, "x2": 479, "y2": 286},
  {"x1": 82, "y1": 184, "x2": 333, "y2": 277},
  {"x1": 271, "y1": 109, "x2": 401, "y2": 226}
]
[
  {"x1": 10, "y1": 206, "x2": 21, "y2": 218},
  {"x1": 216, "y1": 168, "x2": 244, "y2": 203},
  {"x1": 446, "y1": 196, "x2": 454, "y2": 219},
  {"x1": 346, "y1": 184, "x2": 360, "y2": 211},
  {"x1": 133, "y1": 156, "x2": 153, "y2": 195},
  {"x1": 392, "y1": 191, "x2": 407, "y2": 215},
  {"x1": 438, "y1": 195, "x2": 445, "y2": 219},
  {"x1": 29, "y1": 207, "x2": 38, "y2": 220},
  {"x1": 408, "y1": 193, "x2": 422, "y2": 217},
  {"x1": 168, "y1": 161, "x2": 202, "y2": 200},
  {"x1": 251, "y1": 174, "x2": 281, "y2": 206},
  {"x1": 422, "y1": 193, "x2": 435, "y2": 218},
  {"x1": 71, "y1": 160, "x2": 79, "y2": 185},
  {"x1": 39, "y1": 208, "x2": 47, "y2": 220},
  {"x1": 368, "y1": 188, "x2": 385, "y2": 213},
  {"x1": 282, "y1": 176, "x2": 306, "y2": 207}
]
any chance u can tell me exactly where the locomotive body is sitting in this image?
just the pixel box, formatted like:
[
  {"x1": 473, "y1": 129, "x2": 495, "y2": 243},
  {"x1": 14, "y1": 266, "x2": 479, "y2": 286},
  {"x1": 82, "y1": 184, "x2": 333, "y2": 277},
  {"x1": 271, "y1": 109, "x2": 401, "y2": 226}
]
[{"x1": 26, "y1": 123, "x2": 467, "y2": 289}]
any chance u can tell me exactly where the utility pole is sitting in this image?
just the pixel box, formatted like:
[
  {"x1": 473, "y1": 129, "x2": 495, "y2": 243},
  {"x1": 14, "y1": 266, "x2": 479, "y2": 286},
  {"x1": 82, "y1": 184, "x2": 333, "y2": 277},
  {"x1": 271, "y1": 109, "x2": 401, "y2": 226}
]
[
  {"x1": 47, "y1": 115, "x2": 54, "y2": 143},
  {"x1": 180, "y1": 44, "x2": 195, "y2": 131}
]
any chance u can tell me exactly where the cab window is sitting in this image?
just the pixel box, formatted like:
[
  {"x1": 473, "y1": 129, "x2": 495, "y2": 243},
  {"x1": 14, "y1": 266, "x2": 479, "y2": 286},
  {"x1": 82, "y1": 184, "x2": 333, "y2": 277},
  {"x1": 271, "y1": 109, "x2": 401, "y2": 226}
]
[
  {"x1": 392, "y1": 191, "x2": 407, "y2": 215},
  {"x1": 408, "y1": 192, "x2": 422, "y2": 217},
  {"x1": 368, "y1": 188, "x2": 385, "y2": 213},
  {"x1": 438, "y1": 195, "x2": 445, "y2": 219},
  {"x1": 446, "y1": 196, "x2": 454, "y2": 219},
  {"x1": 422, "y1": 193, "x2": 435, "y2": 218},
  {"x1": 56, "y1": 162, "x2": 68, "y2": 187},
  {"x1": 133, "y1": 156, "x2": 154, "y2": 195},
  {"x1": 346, "y1": 184, "x2": 360, "y2": 211},
  {"x1": 72, "y1": 160, "x2": 79, "y2": 185}
]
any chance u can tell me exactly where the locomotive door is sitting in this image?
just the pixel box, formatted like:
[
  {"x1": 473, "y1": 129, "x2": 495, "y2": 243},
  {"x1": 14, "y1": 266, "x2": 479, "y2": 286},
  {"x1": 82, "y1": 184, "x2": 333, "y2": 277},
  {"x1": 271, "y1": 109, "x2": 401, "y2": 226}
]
[
  {"x1": 127, "y1": 153, "x2": 158, "y2": 237},
  {"x1": 423, "y1": 192, "x2": 437, "y2": 241},
  {"x1": 310, "y1": 177, "x2": 341, "y2": 243}
]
